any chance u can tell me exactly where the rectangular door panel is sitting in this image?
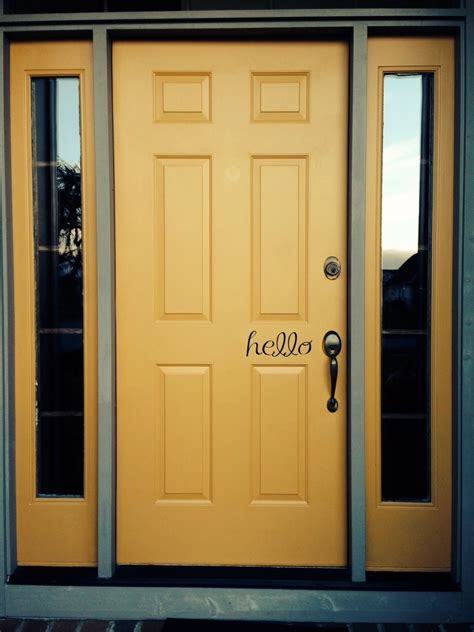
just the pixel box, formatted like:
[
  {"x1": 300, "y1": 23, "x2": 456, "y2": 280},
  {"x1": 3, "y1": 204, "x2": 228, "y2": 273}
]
[
  {"x1": 155, "y1": 156, "x2": 211, "y2": 320},
  {"x1": 251, "y1": 366, "x2": 307, "y2": 504},
  {"x1": 252, "y1": 157, "x2": 307, "y2": 320}
]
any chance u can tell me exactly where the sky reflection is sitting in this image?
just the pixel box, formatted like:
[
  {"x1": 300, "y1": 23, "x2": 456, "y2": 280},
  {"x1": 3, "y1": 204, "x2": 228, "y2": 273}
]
[{"x1": 381, "y1": 74, "x2": 422, "y2": 270}]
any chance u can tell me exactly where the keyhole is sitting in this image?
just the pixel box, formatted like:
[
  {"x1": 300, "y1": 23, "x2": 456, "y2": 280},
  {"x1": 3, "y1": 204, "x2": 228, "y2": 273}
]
[{"x1": 323, "y1": 256, "x2": 341, "y2": 280}]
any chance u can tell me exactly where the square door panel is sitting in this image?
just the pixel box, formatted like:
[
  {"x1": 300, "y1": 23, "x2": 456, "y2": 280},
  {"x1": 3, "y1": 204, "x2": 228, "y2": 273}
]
[
  {"x1": 154, "y1": 73, "x2": 211, "y2": 122},
  {"x1": 252, "y1": 73, "x2": 309, "y2": 122}
]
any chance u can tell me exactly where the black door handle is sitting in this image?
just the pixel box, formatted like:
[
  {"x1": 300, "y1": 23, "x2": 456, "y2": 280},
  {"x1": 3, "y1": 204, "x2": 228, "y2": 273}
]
[{"x1": 322, "y1": 330, "x2": 342, "y2": 413}]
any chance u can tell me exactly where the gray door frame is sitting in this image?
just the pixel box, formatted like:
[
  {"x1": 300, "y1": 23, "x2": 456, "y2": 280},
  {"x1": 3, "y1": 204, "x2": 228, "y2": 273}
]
[{"x1": 0, "y1": 3, "x2": 473, "y2": 622}]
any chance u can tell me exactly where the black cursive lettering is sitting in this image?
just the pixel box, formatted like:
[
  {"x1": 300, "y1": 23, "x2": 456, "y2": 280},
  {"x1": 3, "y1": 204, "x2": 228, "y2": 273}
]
[
  {"x1": 262, "y1": 340, "x2": 275, "y2": 355},
  {"x1": 274, "y1": 331, "x2": 287, "y2": 357},
  {"x1": 298, "y1": 341, "x2": 312, "y2": 355},
  {"x1": 246, "y1": 330, "x2": 262, "y2": 357},
  {"x1": 246, "y1": 330, "x2": 312, "y2": 357},
  {"x1": 287, "y1": 331, "x2": 298, "y2": 356}
]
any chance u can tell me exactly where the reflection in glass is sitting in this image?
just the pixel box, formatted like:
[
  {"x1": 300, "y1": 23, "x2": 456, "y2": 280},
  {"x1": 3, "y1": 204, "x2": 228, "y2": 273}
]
[
  {"x1": 380, "y1": 73, "x2": 433, "y2": 502},
  {"x1": 31, "y1": 77, "x2": 84, "y2": 497},
  {"x1": 382, "y1": 334, "x2": 427, "y2": 415},
  {"x1": 382, "y1": 418, "x2": 430, "y2": 502},
  {"x1": 37, "y1": 416, "x2": 84, "y2": 497}
]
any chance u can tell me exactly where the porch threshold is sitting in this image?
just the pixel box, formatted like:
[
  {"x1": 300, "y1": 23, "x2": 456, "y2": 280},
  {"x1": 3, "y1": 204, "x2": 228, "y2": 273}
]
[
  {"x1": 0, "y1": 619, "x2": 473, "y2": 632},
  {"x1": 7, "y1": 566, "x2": 457, "y2": 592}
]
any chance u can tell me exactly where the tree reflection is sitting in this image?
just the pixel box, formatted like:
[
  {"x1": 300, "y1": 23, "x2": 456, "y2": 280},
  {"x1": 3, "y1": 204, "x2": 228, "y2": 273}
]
[{"x1": 57, "y1": 160, "x2": 82, "y2": 267}]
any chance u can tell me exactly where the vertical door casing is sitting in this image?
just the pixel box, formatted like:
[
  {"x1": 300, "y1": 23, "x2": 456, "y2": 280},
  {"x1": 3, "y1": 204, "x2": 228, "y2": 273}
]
[
  {"x1": 11, "y1": 42, "x2": 97, "y2": 566},
  {"x1": 114, "y1": 41, "x2": 348, "y2": 566}
]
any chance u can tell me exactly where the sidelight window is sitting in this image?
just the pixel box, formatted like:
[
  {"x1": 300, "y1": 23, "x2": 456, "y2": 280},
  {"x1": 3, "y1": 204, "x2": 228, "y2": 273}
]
[
  {"x1": 380, "y1": 73, "x2": 434, "y2": 503},
  {"x1": 31, "y1": 77, "x2": 84, "y2": 497}
]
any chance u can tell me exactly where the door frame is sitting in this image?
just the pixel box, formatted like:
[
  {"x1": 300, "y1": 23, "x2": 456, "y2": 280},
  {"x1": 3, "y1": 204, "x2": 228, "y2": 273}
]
[{"x1": 0, "y1": 5, "x2": 473, "y2": 622}]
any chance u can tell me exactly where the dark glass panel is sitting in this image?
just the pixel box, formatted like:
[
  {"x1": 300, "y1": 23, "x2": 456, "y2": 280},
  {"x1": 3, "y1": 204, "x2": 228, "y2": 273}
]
[
  {"x1": 39, "y1": 250, "x2": 83, "y2": 330},
  {"x1": 381, "y1": 334, "x2": 428, "y2": 415},
  {"x1": 37, "y1": 416, "x2": 84, "y2": 497},
  {"x1": 382, "y1": 250, "x2": 428, "y2": 331},
  {"x1": 31, "y1": 77, "x2": 84, "y2": 497},
  {"x1": 273, "y1": 0, "x2": 458, "y2": 6},
  {"x1": 353, "y1": 0, "x2": 457, "y2": 5},
  {"x1": 31, "y1": 79, "x2": 57, "y2": 247},
  {"x1": 5, "y1": 0, "x2": 460, "y2": 10},
  {"x1": 274, "y1": 0, "x2": 352, "y2": 6},
  {"x1": 6, "y1": 0, "x2": 103, "y2": 12},
  {"x1": 418, "y1": 75, "x2": 434, "y2": 251},
  {"x1": 381, "y1": 418, "x2": 430, "y2": 502},
  {"x1": 39, "y1": 333, "x2": 83, "y2": 413},
  {"x1": 108, "y1": 0, "x2": 182, "y2": 8},
  {"x1": 191, "y1": 0, "x2": 268, "y2": 7}
]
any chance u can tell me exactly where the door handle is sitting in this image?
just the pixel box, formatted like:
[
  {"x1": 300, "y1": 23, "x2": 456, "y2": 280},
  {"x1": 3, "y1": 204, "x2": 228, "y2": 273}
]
[{"x1": 322, "y1": 330, "x2": 342, "y2": 413}]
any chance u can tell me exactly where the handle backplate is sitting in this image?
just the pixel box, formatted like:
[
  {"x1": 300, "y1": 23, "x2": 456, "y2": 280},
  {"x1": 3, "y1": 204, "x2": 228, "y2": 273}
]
[{"x1": 322, "y1": 330, "x2": 342, "y2": 413}]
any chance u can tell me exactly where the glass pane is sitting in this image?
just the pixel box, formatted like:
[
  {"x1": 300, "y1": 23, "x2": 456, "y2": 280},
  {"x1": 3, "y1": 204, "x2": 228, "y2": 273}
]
[
  {"x1": 380, "y1": 73, "x2": 433, "y2": 502},
  {"x1": 191, "y1": 0, "x2": 268, "y2": 7},
  {"x1": 382, "y1": 75, "x2": 424, "y2": 275},
  {"x1": 109, "y1": 0, "x2": 182, "y2": 8},
  {"x1": 37, "y1": 416, "x2": 84, "y2": 497},
  {"x1": 6, "y1": 0, "x2": 103, "y2": 12},
  {"x1": 4, "y1": 0, "x2": 460, "y2": 11},
  {"x1": 31, "y1": 77, "x2": 84, "y2": 497},
  {"x1": 383, "y1": 245, "x2": 428, "y2": 330},
  {"x1": 39, "y1": 250, "x2": 83, "y2": 330},
  {"x1": 38, "y1": 333, "x2": 84, "y2": 412},
  {"x1": 381, "y1": 418, "x2": 430, "y2": 502},
  {"x1": 381, "y1": 334, "x2": 428, "y2": 415},
  {"x1": 273, "y1": 0, "x2": 459, "y2": 5}
]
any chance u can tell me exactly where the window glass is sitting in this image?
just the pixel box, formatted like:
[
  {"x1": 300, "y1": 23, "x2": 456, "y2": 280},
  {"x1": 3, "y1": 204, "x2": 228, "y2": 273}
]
[
  {"x1": 31, "y1": 77, "x2": 84, "y2": 497},
  {"x1": 380, "y1": 73, "x2": 433, "y2": 502}
]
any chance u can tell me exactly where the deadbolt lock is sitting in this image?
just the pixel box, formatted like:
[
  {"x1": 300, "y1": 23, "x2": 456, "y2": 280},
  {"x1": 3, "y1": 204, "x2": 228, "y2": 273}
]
[{"x1": 323, "y1": 256, "x2": 341, "y2": 280}]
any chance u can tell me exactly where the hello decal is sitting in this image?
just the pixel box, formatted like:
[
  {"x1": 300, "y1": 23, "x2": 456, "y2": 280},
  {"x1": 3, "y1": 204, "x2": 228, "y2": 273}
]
[{"x1": 245, "y1": 330, "x2": 312, "y2": 357}]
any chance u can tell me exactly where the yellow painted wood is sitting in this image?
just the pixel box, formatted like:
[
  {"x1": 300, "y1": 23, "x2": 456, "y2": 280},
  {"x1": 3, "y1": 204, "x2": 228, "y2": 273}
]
[
  {"x1": 11, "y1": 42, "x2": 97, "y2": 565},
  {"x1": 365, "y1": 37, "x2": 454, "y2": 570},
  {"x1": 156, "y1": 365, "x2": 212, "y2": 502},
  {"x1": 114, "y1": 41, "x2": 348, "y2": 566},
  {"x1": 252, "y1": 156, "x2": 307, "y2": 319},
  {"x1": 252, "y1": 366, "x2": 307, "y2": 503},
  {"x1": 155, "y1": 156, "x2": 211, "y2": 319}
]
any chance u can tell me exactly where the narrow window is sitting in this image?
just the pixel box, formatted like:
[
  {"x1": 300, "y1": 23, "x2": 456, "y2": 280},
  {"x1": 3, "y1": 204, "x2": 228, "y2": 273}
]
[
  {"x1": 31, "y1": 77, "x2": 84, "y2": 497},
  {"x1": 380, "y1": 73, "x2": 433, "y2": 502}
]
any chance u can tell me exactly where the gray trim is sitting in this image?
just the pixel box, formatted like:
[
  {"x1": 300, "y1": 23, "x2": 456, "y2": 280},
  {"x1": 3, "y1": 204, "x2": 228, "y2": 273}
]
[
  {"x1": 0, "y1": 8, "x2": 467, "y2": 26},
  {"x1": 348, "y1": 23, "x2": 367, "y2": 584},
  {"x1": 93, "y1": 27, "x2": 116, "y2": 579},
  {"x1": 0, "y1": 29, "x2": 14, "y2": 590},
  {"x1": 0, "y1": 19, "x2": 464, "y2": 34},
  {"x1": 0, "y1": 30, "x2": 7, "y2": 615},
  {"x1": 3, "y1": 25, "x2": 94, "y2": 32},
  {"x1": 460, "y1": 0, "x2": 474, "y2": 599},
  {"x1": 4, "y1": 584, "x2": 471, "y2": 622},
  {"x1": 451, "y1": 22, "x2": 464, "y2": 587}
]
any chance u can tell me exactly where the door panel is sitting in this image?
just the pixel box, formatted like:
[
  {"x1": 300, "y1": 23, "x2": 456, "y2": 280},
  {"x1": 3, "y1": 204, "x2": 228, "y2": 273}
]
[{"x1": 114, "y1": 41, "x2": 348, "y2": 566}]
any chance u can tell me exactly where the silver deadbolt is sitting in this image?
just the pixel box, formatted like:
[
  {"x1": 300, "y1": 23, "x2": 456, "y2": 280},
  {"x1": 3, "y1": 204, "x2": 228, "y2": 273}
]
[{"x1": 324, "y1": 256, "x2": 341, "y2": 280}]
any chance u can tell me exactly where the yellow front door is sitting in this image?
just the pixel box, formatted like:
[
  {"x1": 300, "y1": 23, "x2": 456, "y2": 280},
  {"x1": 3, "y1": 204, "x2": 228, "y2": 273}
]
[{"x1": 114, "y1": 41, "x2": 348, "y2": 566}]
